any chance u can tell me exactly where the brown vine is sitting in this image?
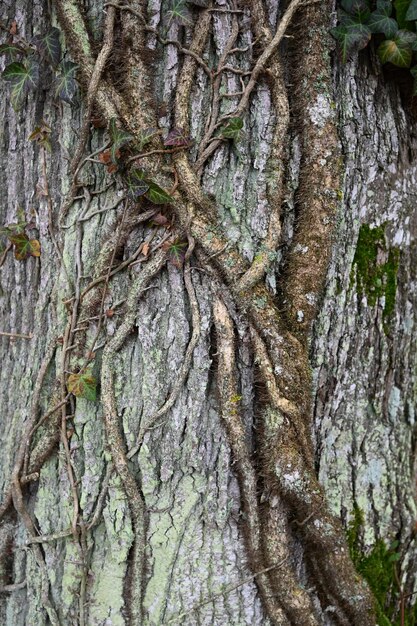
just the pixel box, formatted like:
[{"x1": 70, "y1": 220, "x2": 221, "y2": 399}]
[{"x1": 0, "y1": 0, "x2": 379, "y2": 624}]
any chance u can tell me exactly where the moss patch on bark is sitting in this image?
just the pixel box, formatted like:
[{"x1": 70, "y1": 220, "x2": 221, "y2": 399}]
[
  {"x1": 347, "y1": 506, "x2": 417, "y2": 626},
  {"x1": 351, "y1": 224, "x2": 400, "y2": 334}
]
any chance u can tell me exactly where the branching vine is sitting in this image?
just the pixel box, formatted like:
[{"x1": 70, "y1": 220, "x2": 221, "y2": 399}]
[{"x1": 1, "y1": 0, "x2": 405, "y2": 623}]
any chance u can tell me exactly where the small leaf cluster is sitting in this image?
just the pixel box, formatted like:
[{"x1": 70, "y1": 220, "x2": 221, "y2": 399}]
[
  {"x1": 0, "y1": 26, "x2": 78, "y2": 110},
  {"x1": 97, "y1": 119, "x2": 189, "y2": 204},
  {"x1": 332, "y1": 0, "x2": 417, "y2": 92},
  {"x1": 0, "y1": 213, "x2": 40, "y2": 261}
]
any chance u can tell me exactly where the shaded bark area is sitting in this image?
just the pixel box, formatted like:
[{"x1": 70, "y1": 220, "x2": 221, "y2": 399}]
[{"x1": 0, "y1": 1, "x2": 415, "y2": 625}]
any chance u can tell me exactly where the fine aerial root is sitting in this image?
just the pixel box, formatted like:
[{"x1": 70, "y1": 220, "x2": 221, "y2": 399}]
[
  {"x1": 213, "y1": 297, "x2": 318, "y2": 626},
  {"x1": 101, "y1": 249, "x2": 167, "y2": 625}
]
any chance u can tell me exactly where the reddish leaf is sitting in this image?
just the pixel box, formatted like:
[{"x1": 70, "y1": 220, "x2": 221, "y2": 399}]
[
  {"x1": 150, "y1": 213, "x2": 169, "y2": 226},
  {"x1": 98, "y1": 149, "x2": 111, "y2": 164},
  {"x1": 106, "y1": 163, "x2": 118, "y2": 174},
  {"x1": 164, "y1": 127, "x2": 191, "y2": 147},
  {"x1": 142, "y1": 241, "x2": 150, "y2": 258}
]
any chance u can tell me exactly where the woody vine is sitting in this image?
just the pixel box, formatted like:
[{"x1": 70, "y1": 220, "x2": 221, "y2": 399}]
[{"x1": 0, "y1": 0, "x2": 413, "y2": 624}]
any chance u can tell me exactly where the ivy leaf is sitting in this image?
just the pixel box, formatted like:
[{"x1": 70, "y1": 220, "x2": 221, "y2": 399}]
[
  {"x1": 33, "y1": 27, "x2": 61, "y2": 66},
  {"x1": 331, "y1": 16, "x2": 372, "y2": 62},
  {"x1": 0, "y1": 43, "x2": 26, "y2": 57},
  {"x1": 341, "y1": 0, "x2": 370, "y2": 14},
  {"x1": 54, "y1": 60, "x2": 78, "y2": 103},
  {"x1": 164, "y1": 127, "x2": 191, "y2": 147},
  {"x1": 405, "y1": 0, "x2": 417, "y2": 20},
  {"x1": 145, "y1": 180, "x2": 173, "y2": 204},
  {"x1": 369, "y1": 1, "x2": 398, "y2": 37},
  {"x1": 126, "y1": 169, "x2": 150, "y2": 199},
  {"x1": 162, "y1": 238, "x2": 187, "y2": 268},
  {"x1": 167, "y1": 0, "x2": 193, "y2": 26},
  {"x1": 378, "y1": 31, "x2": 414, "y2": 66},
  {"x1": 394, "y1": 0, "x2": 414, "y2": 28},
  {"x1": 221, "y1": 117, "x2": 244, "y2": 141},
  {"x1": 8, "y1": 233, "x2": 41, "y2": 260},
  {"x1": 109, "y1": 118, "x2": 134, "y2": 162},
  {"x1": 3, "y1": 58, "x2": 40, "y2": 110},
  {"x1": 138, "y1": 127, "x2": 159, "y2": 149},
  {"x1": 67, "y1": 371, "x2": 97, "y2": 401}
]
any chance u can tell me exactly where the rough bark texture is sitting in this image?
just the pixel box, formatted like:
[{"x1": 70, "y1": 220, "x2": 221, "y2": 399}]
[{"x1": 0, "y1": 0, "x2": 416, "y2": 625}]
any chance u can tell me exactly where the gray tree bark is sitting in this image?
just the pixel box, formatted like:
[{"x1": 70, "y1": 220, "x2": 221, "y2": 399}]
[{"x1": 0, "y1": 0, "x2": 416, "y2": 625}]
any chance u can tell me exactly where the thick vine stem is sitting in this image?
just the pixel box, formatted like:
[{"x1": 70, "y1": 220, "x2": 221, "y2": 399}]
[
  {"x1": 55, "y1": 0, "x2": 124, "y2": 121},
  {"x1": 213, "y1": 297, "x2": 318, "y2": 626},
  {"x1": 282, "y1": 1, "x2": 342, "y2": 337},
  {"x1": 69, "y1": 4, "x2": 117, "y2": 175},
  {"x1": 101, "y1": 249, "x2": 167, "y2": 625}
]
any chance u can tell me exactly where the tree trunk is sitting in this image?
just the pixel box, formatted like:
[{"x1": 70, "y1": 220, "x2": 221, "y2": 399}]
[{"x1": 0, "y1": 0, "x2": 416, "y2": 625}]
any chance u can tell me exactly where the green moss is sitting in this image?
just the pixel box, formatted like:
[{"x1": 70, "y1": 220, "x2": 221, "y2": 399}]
[
  {"x1": 346, "y1": 506, "x2": 417, "y2": 626},
  {"x1": 351, "y1": 224, "x2": 400, "y2": 334}
]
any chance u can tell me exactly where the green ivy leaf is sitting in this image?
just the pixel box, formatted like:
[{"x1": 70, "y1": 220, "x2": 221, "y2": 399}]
[
  {"x1": 221, "y1": 117, "x2": 244, "y2": 141},
  {"x1": 3, "y1": 58, "x2": 40, "y2": 110},
  {"x1": 405, "y1": 0, "x2": 417, "y2": 19},
  {"x1": 394, "y1": 0, "x2": 414, "y2": 28},
  {"x1": 67, "y1": 371, "x2": 97, "y2": 401},
  {"x1": 145, "y1": 180, "x2": 173, "y2": 204},
  {"x1": 126, "y1": 169, "x2": 150, "y2": 199},
  {"x1": 162, "y1": 238, "x2": 187, "y2": 267},
  {"x1": 167, "y1": 0, "x2": 193, "y2": 26},
  {"x1": 378, "y1": 31, "x2": 414, "y2": 67},
  {"x1": 138, "y1": 127, "x2": 159, "y2": 150},
  {"x1": 109, "y1": 118, "x2": 134, "y2": 162},
  {"x1": 0, "y1": 43, "x2": 26, "y2": 57},
  {"x1": 369, "y1": 1, "x2": 398, "y2": 37},
  {"x1": 33, "y1": 27, "x2": 61, "y2": 66},
  {"x1": 54, "y1": 60, "x2": 78, "y2": 103},
  {"x1": 331, "y1": 18, "x2": 372, "y2": 62},
  {"x1": 341, "y1": 0, "x2": 370, "y2": 14}
]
